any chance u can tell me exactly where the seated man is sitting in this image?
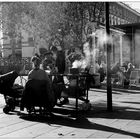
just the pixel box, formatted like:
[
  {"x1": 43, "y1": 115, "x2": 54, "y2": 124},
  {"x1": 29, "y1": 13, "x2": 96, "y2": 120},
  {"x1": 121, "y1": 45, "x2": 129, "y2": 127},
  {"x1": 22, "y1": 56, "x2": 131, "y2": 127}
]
[
  {"x1": 111, "y1": 62, "x2": 124, "y2": 84},
  {"x1": 125, "y1": 63, "x2": 135, "y2": 80},
  {"x1": 111, "y1": 62, "x2": 122, "y2": 74},
  {"x1": 123, "y1": 63, "x2": 135, "y2": 86}
]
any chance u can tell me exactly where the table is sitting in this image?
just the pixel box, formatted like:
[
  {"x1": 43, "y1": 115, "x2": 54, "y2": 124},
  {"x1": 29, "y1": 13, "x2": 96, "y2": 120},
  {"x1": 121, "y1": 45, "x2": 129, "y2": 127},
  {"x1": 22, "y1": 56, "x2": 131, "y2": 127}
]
[
  {"x1": 19, "y1": 72, "x2": 90, "y2": 115},
  {"x1": 49, "y1": 73, "x2": 90, "y2": 113}
]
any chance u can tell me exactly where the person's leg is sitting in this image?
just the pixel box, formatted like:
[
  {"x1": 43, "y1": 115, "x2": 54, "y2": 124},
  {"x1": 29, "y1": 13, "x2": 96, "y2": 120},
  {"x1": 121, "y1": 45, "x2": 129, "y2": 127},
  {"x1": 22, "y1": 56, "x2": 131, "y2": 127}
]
[
  {"x1": 57, "y1": 89, "x2": 69, "y2": 106},
  {"x1": 55, "y1": 75, "x2": 69, "y2": 106}
]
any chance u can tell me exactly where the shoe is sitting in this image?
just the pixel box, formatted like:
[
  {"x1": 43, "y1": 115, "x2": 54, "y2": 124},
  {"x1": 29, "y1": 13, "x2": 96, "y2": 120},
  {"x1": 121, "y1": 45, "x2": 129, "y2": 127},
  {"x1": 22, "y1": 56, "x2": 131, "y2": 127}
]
[{"x1": 57, "y1": 98, "x2": 69, "y2": 106}]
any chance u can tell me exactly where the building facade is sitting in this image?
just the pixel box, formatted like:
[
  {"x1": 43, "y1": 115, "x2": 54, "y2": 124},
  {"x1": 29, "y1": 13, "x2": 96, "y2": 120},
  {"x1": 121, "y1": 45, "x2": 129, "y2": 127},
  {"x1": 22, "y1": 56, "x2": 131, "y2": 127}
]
[
  {"x1": 81, "y1": 2, "x2": 140, "y2": 65},
  {"x1": 0, "y1": 2, "x2": 140, "y2": 63},
  {"x1": 114, "y1": 23, "x2": 140, "y2": 68}
]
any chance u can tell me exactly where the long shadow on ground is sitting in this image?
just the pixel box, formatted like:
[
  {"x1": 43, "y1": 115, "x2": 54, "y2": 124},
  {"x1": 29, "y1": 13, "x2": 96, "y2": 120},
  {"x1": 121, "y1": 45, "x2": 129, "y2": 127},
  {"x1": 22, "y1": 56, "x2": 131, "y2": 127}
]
[
  {"x1": 122, "y1": 101, "x2": 140, "y2": 105},
  {"x1": 81, "y1": 102, "x2": 140, "y2": 120},
  {"x1": 19, "y1": 103, "x2": 140, "y2": 138}
]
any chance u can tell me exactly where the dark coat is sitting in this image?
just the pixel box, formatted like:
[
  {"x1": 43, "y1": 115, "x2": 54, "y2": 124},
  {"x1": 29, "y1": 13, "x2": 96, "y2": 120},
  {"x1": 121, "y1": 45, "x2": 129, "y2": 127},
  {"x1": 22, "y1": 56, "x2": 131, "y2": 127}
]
[
  {"x1": 21, "y1": 79, "x2": 56, "y2": 111},
  {"x1": 56, "y1": 50, "x2": 65, "y2": 74}
]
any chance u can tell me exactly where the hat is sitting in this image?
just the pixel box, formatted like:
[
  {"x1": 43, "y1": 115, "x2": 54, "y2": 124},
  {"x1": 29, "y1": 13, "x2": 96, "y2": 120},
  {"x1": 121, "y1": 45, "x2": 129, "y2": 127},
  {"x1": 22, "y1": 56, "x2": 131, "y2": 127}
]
[{"x1": 44, "y1": 51, "x2": 53, "y2": 56}]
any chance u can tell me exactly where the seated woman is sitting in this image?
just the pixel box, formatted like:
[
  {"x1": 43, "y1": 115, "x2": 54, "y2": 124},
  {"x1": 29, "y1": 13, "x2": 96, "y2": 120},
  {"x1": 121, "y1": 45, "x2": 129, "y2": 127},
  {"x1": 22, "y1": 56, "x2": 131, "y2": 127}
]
[
  {"x1": 28, "y1": 56, "x2": 50, "y2": 81},
  {"x1": 20, "y1": 56, "x2": 55, "y2": 111}
]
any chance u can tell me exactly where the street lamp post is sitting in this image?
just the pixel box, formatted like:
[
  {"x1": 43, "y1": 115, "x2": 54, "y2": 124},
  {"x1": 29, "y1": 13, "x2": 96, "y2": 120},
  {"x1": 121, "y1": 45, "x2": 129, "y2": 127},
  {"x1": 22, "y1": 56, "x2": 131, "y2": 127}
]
[{"x1": 105, "y1": 2, "x2": 112, "y2": 112}]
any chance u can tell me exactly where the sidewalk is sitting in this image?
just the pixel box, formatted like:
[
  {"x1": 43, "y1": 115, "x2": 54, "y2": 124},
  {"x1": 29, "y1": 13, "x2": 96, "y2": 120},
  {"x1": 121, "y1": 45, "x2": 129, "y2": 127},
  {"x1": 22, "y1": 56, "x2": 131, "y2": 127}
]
[
  {"x1": 0, "y1": 88, "x2": 140, "y2": 138},
  {"x1": 84, "y1": 88, "x2": 140, "y2": 138},
  {"x1": 100, "y1": 83, "x2": 140, "y2": 93}
]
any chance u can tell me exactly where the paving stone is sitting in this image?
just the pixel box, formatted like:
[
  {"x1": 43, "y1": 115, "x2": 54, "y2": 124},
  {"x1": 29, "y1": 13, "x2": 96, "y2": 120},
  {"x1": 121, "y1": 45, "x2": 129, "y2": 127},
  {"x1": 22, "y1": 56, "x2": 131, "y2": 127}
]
[{"x1": 0, "y1": 87, "x2": 140, "y2": 138}]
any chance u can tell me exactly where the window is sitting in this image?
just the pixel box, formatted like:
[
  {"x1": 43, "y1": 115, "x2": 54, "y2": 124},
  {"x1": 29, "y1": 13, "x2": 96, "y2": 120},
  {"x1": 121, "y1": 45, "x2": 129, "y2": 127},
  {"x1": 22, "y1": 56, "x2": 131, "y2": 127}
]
[{"x1": 28, "y1": 37, "x2": 34, "y2": 47}]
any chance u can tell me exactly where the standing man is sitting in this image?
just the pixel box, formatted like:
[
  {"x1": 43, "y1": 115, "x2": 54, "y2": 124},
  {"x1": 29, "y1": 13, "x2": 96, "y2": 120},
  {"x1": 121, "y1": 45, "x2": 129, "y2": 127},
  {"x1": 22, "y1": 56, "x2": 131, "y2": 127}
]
[{"x1": 52, "y1": 45, "x2": 69, "y2": 105}]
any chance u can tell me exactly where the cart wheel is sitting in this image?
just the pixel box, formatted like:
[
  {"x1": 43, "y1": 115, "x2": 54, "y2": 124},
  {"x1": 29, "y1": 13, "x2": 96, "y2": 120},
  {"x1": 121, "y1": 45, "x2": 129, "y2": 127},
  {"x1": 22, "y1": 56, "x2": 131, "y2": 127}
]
[
  {"x1": 27, "y1": 106, "x2": 35, "y2": 114},
  {"x1": 3, "y1": 105, "x2": 11, "y2": 114},
  {"x1": 6, "y1": 97, "x2": 16, "y2": 108}
]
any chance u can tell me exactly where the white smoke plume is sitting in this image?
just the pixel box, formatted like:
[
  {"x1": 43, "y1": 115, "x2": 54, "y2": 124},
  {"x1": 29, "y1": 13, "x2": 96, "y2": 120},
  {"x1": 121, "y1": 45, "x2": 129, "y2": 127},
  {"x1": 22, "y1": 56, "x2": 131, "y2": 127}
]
[
  {"x1": 72, "y1": 41, "x2": 91, "y2": 69},
  {"x1": 72, "y1": 29, "x2": 112, "y2": 70}
]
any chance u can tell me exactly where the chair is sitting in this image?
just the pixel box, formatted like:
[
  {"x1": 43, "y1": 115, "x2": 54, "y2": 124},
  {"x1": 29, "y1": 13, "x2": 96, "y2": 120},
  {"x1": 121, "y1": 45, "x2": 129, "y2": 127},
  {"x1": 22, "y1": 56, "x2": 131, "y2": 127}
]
[
  {"x1": 51, "y1": 73, "x2": 90, "y2": 114},
  {"x1": 129, "y1": 70, "x2": 140, "y2": 87},
  {"x1": 20, "y1": 79, "x2": 56, "y2": 114},
  {"x1": 64, "y1": 74, "x2": 90, "y2": 112}
]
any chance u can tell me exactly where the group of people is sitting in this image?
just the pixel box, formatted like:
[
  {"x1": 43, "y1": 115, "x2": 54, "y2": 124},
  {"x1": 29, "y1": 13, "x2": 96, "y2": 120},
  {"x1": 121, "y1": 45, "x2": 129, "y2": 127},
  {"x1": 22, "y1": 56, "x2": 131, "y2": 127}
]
[
  {"x1": 111, "y1": 61, "x2": 135, "y2": 85},
  {"x1": 26, "y1": 45, "x2": 70, "y2": 106},
  {"x1": 13, "y1": 41, "x2": 136, "y2": 110},
  {"x1": 25, "y1": 42, "x2": 98, "y2": 107}
]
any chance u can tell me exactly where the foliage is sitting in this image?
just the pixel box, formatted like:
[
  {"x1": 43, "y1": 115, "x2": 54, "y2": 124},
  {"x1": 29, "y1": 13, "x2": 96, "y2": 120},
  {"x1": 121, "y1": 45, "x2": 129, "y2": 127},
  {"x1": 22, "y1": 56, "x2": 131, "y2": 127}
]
[
  {"x1": 64, "y1": 2, "x2": 105, "y2": 48},
  {"x1": 0, "y1": 2, "x2": 106, "y2": 56},
  {"x1": 0, "y1": 2, "x2": 67, "y2": 48}
]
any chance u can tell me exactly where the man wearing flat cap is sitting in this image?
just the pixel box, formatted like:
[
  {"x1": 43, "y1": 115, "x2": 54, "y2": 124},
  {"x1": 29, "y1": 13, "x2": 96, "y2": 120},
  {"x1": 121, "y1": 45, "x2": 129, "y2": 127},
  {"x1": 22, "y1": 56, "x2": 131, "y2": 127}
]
[{"x1": 42, "y1": 51, "x2": 55, "y2": 72}]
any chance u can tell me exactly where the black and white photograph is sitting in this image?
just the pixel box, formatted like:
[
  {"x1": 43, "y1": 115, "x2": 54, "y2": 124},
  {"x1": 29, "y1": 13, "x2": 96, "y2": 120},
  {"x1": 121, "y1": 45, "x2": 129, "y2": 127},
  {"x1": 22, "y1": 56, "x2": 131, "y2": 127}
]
[{"x1": 0, "y1": 1, "x2": 140, "y2": 138}]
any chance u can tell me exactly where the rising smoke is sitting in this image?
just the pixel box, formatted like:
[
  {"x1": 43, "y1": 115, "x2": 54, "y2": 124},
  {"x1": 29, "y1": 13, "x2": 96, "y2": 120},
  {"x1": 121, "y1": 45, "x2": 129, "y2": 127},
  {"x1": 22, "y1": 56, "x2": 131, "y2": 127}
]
[{"x1": 72, "y1": 29, "x2": 110, "y2": 70}]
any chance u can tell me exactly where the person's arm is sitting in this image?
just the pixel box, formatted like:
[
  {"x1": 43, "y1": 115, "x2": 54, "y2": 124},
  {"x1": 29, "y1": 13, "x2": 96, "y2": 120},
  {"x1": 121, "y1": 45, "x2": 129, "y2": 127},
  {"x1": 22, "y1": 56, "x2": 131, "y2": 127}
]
[
  {"x1": 42, "y1": 60, "x2": 46, "y2": 70},
  {"x1": 45, "y1": 72, "x2": 49, "y2": 80},
  {"x1": 45, "y1": 71, "x2": 52, "y2": 86},
  {"x1": 28, "y1": 70, "x2": 32, "y2": 80}
]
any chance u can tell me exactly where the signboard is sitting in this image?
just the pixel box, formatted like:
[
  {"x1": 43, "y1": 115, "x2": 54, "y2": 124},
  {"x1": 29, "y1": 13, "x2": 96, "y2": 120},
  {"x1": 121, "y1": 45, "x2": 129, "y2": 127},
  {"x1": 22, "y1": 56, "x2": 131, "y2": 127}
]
[{"x1": 22, "y1": 47, "x2": 35, "y2": 58}]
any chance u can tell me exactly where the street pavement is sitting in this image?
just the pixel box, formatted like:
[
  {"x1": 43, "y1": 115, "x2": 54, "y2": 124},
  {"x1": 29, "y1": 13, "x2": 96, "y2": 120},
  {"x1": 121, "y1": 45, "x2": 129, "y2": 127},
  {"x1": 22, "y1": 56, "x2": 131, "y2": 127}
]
[{"x1": 0, "y1": 87, "x2": 140, "y2": 138}]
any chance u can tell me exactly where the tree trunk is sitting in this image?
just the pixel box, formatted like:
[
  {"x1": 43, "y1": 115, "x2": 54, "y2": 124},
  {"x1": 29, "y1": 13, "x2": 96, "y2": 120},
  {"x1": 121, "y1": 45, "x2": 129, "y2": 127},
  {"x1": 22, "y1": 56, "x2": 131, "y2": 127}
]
[{"x1": 11, "y1": 37, "x2": 15, "y2": 57}]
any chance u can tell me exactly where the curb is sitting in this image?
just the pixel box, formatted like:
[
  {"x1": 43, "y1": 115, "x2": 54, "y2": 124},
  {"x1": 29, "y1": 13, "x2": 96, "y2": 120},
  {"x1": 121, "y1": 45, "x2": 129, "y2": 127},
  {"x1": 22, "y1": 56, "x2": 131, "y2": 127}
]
[
  {"x1": 112, "y1": 88, "x2": 140, "y2": 93},
  {"x1": 99, "y1": 84, "x2": 140, "y2": 93},
  {"x1": 90, "y1": 87, "x2": 140, "y2": 94}
]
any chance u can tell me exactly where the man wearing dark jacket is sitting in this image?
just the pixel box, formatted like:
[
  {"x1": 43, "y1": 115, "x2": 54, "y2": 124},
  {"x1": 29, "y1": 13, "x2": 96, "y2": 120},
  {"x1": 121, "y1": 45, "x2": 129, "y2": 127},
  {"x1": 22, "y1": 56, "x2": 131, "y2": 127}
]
[
  {"x1": 42, "y1": 51, "x2": 55, "y2": 72},
  {"x1": 52, "y1": 46, "x2": 69, "y2": 106}
]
